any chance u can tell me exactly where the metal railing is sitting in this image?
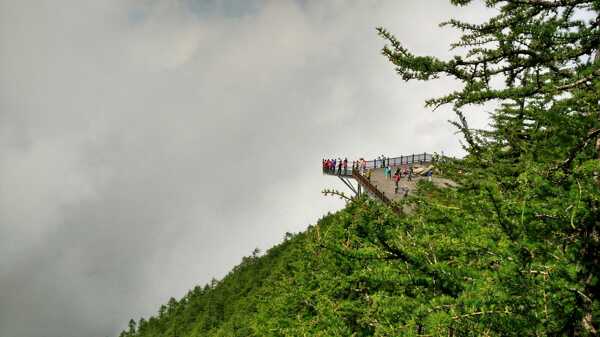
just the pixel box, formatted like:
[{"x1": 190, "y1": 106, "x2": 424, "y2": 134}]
[
  {"x1": 360, "y1": 152, "x2": 433, "y2": 170},
  {"x1": 322, "y1": 152, "x2": 434, "y2": 176}
]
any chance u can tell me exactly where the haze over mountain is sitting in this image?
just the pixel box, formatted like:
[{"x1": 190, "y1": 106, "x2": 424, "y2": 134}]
[{"x1": 0, "y1": 1, "x2": 492, "y2": 337}]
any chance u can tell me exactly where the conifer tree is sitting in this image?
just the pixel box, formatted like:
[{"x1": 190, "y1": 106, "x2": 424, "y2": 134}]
[{"x1": 376, "y1": 0, "x2": 600, "y2": 335}]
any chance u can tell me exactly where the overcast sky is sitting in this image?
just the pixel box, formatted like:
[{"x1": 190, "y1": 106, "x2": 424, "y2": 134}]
[{"x1": 0, "y1": 1, "x2": 493, "y2": 336}]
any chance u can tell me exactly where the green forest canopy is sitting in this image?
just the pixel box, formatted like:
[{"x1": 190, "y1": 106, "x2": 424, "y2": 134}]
[{"x1": 121, "y1": 1, "x2": 600, "y2": 336}]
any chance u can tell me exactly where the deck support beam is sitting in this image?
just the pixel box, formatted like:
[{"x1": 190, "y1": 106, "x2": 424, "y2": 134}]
[{"x1": 338, "y1": 176, "x2": 358, "y2": 196}]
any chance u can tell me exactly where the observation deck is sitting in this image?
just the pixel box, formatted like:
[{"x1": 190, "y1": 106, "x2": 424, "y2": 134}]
[{"x1": 322, "y1": 153, "x2": 452, "y2": 210}]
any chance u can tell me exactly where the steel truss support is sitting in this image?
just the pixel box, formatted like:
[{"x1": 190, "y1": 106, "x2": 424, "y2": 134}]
[{"x1": 338, "y1": 176, "x2": 358, "y2": 196}]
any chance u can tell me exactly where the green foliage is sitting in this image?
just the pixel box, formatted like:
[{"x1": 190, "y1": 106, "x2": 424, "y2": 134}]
[{"x1": 122, "y1": 1, "x2": 600, "y2": 336}]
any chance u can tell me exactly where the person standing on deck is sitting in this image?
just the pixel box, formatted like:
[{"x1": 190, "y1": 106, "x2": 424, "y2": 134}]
[
  {"x1": 343, "y1": 158, "x2": 348, "y2": 175},
  {"x1": 394, "y1": 172, "x2": 400, "y2": 194}
]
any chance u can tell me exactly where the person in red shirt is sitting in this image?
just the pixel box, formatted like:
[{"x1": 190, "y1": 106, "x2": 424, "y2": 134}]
[{"x1": 394, "y1": 172, "x2": 400, "y2": 194}]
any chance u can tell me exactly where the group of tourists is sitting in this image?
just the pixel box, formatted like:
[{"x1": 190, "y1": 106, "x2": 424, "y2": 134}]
[
  {"x1": 322, "y1": 158, "x2": 349, "y2": 175},
  {"x1": 323, "y1": 155, "x2": 433, "y2": 196},
  {"x1": 385, "y1": 165, "x2": 413, "y2": 194},
  {"x1": 384, "y1": 165, "x2": 413, "y2": 181},
  {"x1": 354, "y1": 158, "x2": 368, "y2": 175}
]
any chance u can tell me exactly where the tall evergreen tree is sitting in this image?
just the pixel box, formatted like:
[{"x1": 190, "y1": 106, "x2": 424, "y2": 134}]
[{"x1": 376, "y1": 0, "x2": 600, "y2": 335}]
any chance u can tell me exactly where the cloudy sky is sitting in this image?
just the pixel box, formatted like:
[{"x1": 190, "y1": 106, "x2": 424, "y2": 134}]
[{"x1": 0, "y1": 1, "x2": 492, "y2": 336}]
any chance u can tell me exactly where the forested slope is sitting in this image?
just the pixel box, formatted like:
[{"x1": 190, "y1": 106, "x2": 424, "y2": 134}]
[
  {"x1": 120, "y1": 169, "x2": 598, "y2": 336},
  {"x1": 119, "y1": 197, "x2": 419, "y2": 337}
]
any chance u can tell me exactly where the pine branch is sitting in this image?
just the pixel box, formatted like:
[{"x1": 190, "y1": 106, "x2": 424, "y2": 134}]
[
  {"x1": 449, "y1": 108, "x2": 481, "y2": 155},
  {"x1": 504, "y1": 0, "x2": 590, "y2": 8},
  {"x1": 321, "y1": 189, "x2": 353, "y2": 202},
  {"x1": 316, "y1": 242, "x2": 392, "y2": 261},
  {"x1": 484, "y1": 186, "x2": 516, "y2": 241},
  {"x1": 559, "y1": 128, "x2": 600, "y2": 170},
  {"x1": 452, "y1": 308, "x2": 512, "y2": 320},
  {"x1": 556, "y1": 69, "x2": 600, "y2": 90}
]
